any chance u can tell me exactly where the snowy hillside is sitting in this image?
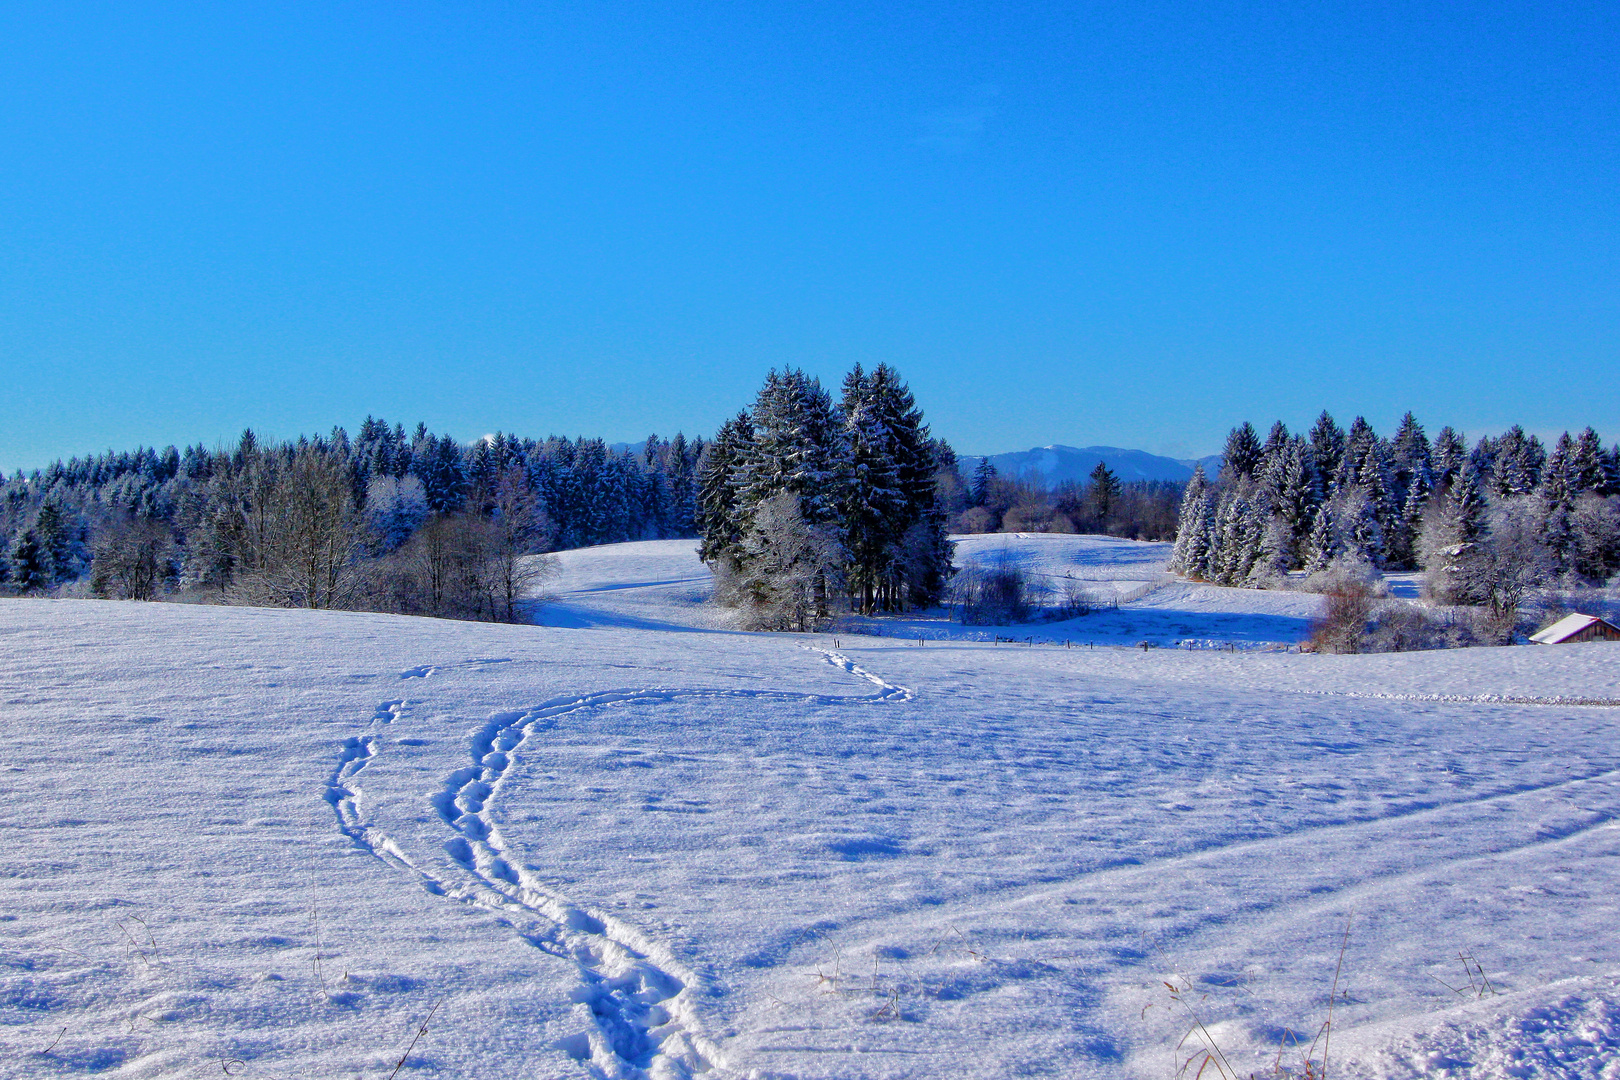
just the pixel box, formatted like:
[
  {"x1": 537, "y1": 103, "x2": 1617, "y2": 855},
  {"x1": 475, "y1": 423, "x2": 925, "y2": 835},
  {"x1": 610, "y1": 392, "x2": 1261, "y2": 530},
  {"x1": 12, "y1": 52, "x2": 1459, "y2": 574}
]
[{"x1": 3, "y1": 536, "x2": 1619, "y2": 1080}]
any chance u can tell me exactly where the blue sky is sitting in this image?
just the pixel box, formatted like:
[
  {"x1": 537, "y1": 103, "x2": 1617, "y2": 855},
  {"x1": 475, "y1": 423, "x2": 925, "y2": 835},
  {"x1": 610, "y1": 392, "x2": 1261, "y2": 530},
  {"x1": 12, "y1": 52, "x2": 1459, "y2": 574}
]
[{"x1": 3, "y1": 1, "x2": 1616, "y2": 471}]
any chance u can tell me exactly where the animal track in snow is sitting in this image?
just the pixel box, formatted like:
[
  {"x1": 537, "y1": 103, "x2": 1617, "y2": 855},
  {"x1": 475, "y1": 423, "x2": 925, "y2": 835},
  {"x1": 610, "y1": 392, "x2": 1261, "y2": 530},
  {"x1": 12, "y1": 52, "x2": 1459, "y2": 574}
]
[
  {"x1": 327, "y1": 648, "x2": 913, "y2": 1080},
  {"x1": 400, "y1": 657, "x2": 516, "y2": 681}
]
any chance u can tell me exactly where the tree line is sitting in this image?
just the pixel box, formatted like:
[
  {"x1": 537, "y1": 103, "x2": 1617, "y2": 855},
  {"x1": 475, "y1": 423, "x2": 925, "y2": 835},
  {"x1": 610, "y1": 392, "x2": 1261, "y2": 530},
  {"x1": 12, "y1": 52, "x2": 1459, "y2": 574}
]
[
  {"x1": 1169, "y1": 412, "x2": 1620, "y2": 630},
  {"x1": 697, "y1": 365, "x2": 955, "y2": 630},
  {"x1": 1, "y1": 418, "x2": 705, "y2": 621},
  {"x1": 955, "y1": 457, "x2": 1180, "y2": 540}
]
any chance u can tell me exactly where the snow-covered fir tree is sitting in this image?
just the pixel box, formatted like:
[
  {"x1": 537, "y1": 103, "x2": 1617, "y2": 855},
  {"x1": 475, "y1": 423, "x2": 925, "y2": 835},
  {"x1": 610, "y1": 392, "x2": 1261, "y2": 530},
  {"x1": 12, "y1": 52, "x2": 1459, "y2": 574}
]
[
  {"x1": 1167, "y1": 465, "x2": 1212, "y2": 578},
  {"x1": 694, "y1": 365, "x2": 954, "y2": 626}
]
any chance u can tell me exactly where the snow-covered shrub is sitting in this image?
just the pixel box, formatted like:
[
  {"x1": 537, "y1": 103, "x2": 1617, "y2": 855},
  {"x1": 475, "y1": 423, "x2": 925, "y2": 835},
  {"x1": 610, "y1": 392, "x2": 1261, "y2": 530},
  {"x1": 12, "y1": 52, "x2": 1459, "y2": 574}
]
[
  {"x1": 1309, "y1": 575, "x2": 1378, "y2": 653},
  {"x1": 1362, "y1": 601, "x2": 1452, "y2": 652},
  {"x1": 1298, "y1": 554, "x2": 1385, "y2": 597},
  {"x1": 953, "y1": 558, "x2": 1033, "y2": 625}
]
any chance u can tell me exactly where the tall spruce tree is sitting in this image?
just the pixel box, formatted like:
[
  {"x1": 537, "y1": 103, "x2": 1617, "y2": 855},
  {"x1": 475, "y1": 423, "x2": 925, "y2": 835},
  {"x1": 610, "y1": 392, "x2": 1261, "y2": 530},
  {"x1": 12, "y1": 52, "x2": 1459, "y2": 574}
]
[
  {"x1": 1088, "y1": 461, "x2": 1122, "y2": 526},
  {"x1": 1431, "y1": 426, "x2": 1466, "y2": 491},
  {"x1": 1571, "y1": 428, "x2": 1608, "y2": 495},
  {"x1": 1308, "y1": 412, "x2": 1346, "y2": 494},
  {"x1": 1169, "y1": 466, "x2": 1212, "y2": 577},
  {"x1": 696, "y1": 413, "x2": 755, "y2": 569},
  {"x1": 1221, "y1": 423, "x2": 1263, "y2": 482},
  {"x1": 738, "y1": 369, "x2": 847, "y2": 525},
  {"x1": 840, "y1": 365, "x2": 906, "y2": 613}
]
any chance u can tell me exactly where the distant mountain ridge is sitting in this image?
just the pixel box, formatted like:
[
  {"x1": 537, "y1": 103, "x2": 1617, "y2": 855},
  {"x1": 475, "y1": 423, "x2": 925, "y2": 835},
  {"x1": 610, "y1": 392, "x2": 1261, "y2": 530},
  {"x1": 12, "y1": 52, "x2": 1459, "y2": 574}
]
[{"x1": 959, "y1": 445, "x2": 1220, "y2": 487}]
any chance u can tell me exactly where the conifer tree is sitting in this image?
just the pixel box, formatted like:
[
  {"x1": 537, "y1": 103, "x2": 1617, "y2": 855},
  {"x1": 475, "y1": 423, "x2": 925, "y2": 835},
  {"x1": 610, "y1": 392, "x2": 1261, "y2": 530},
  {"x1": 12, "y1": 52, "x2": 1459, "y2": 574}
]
[
  {"x1": 1431, "y1": 426, "x2": 1466, "y2": 491},
  {"x1": 1220, "y1": 423, "x2": 1263, "y2": 482},
  {"x1": 1260, "y1": 421, "x2": 1291, "y2": 469},
  {"x1": 8, "y1": 529, "x2": 45, "y2": 592},
  {"x1": 697, "y1": 414, "x2": 755, "y2": 569},
  {"x1": 840, "y1": 365, "x2": 905, "y2": 613},
  {"x1": 1308, "y1": 412, "x2": 1346, "y2": 494},
  {"x1": 862, "y1": 364, "x2": 946, "y2": 608},
  {"x1": 1306, "y1": 504, "x2": 1338, "y2": 572},
  {"x1": 738, "y1": 369, "x2": 847, "y2": 526},
  {"x1": 1340, "y1": 486, "x2": 1385, "y2": 567},
  {"x1": 1491, "y1": 425, "x2": 1544, "y2": 497},
  {"x1": 1169, "y1": 466, "x2": 1211, "y2": 576},
  {"x1": 1390, "y1": 412, "x2": 1432, "y2": 511},
  {"x1": 1571, "y1": 427, "x2": 1608, "y2": 495},
  {"x1": 1088, "y1": 461, "x2": 1122, "y2": 526},
  {"x1": 1420, "y1": 461, "x2": 1489, "y2": 603},
  {"x1": 970, "y1": 459, "x2": 997, "y2": 507},
  {"x1": 1542, "y1": 433, "x2": 1575, "y2": 511}
]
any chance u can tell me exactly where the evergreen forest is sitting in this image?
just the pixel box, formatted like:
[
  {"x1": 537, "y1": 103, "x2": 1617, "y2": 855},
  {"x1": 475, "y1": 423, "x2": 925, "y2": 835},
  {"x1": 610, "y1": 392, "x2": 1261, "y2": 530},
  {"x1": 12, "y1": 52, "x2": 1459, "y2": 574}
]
[
  {"x1": 1, "y1": 420, "x2": 703, "y2": 621},
  {"x1": 1171, "y1": 413, "x2": 1620, "y2": 629}
]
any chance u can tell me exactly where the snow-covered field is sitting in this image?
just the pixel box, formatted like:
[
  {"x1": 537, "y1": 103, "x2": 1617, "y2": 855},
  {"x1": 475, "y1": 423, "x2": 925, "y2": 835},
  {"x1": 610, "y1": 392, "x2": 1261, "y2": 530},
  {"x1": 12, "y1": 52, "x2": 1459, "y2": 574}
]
[{"x1": 3, "y1": 535, "x2": 1618, "y2": 1079}]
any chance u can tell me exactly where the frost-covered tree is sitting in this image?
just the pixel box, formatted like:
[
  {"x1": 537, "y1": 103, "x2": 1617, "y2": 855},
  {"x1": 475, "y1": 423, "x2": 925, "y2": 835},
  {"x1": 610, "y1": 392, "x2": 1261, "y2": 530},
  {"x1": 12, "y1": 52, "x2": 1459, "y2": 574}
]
[
  {"x1": 1261, "y1": 436, "x2": 1314, "y2": 561},
  {"x1": 840, "y1": 365, "x2": 906, "y2": 614},
  {"x1": 1168, "y1": 466, "x2": 1213, "y2": 578},
  {"x1": 1420, "y1": 462, "x2": 1489, "y2": 604},
  {"x1": 857, "y1": 364, "x2": 950, "y2": 609},
  {"x1": 367, "y1": 474, "x2": 430, "y2": 553},
  {"x1": 696, "y1": 414, "x2": 755, "y2": 572},
  {"x1": 697, "y1": 364, "x2": 950, "y2": 623},
  {"x1": 1571, "y1": 428, "x2": 1609, "y2": 496},
  {"x1": 1391, "y1": 412, "x2": 1432, "y2": 494},
  {"x1": 1431, "y1": 426, "x2": 1467, "y2": 492},
  {"x1": 738, "y1": 369, "x2": 848, "y2": 524},
  {"x1": 1573, "y1": 495, "x2": 1620, "y2": 580},
  {"x1": 1491, "y1": 425, "x2": 1545, "y2": 497},
  {"x1": 1305, "y1": 504, "x2": 1340, "y2": 573},
  {"x1": 1220, "y1": 422, "x2": 1263, "y2": 483},
  {"x1": 735, "y1": 492, "x2": 846, "y2": 631},
  {"x1": 1308, "y1": 411, "x2": 1346, "y2": 495},
  {"x1": 1471, "y1": 498, "x2": 1553, "y2": 627}
]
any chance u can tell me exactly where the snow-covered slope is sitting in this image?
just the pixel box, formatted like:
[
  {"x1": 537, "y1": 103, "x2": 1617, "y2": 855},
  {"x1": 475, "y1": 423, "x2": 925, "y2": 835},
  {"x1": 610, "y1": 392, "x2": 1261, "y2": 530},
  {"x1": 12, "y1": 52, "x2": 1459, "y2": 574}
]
[{"x1": 3, "y1": 537, "x2": 1618, "y2": 1080}]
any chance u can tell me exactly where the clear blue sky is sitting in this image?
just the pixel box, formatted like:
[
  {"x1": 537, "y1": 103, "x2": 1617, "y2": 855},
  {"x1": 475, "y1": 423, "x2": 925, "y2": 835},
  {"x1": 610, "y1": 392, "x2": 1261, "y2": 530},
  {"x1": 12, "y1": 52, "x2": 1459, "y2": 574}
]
[{"x1": 3, "y1": 2, "x2": 1616, "y2": 471}]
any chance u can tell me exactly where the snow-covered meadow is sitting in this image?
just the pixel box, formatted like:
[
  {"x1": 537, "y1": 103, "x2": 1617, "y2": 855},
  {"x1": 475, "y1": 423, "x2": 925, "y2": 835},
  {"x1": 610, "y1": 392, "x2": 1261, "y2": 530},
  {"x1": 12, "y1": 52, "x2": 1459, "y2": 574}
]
[{"x1": 3, "y1": 535, "x2": 1618, "y2": 1079}]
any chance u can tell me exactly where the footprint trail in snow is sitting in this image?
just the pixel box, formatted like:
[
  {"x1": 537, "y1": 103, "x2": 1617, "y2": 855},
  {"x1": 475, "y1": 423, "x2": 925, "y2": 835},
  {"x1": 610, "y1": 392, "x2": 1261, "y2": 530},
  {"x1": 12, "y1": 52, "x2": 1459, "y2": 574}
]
[{"x1": 326, "y1": 648, "x2": 912, "y2": 1080}]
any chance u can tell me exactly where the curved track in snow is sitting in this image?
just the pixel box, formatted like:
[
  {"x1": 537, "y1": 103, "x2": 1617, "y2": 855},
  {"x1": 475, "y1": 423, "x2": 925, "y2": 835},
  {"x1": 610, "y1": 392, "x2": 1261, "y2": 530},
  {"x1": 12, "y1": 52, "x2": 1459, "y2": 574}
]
[{"x1": 325, "y1": 648, "x2": 912, "y2": 1080}]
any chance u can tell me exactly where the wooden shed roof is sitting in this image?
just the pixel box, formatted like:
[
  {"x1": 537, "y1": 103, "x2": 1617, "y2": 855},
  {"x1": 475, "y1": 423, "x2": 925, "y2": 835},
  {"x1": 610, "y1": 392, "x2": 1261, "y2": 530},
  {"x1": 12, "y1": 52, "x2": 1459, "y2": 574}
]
[{"x1": 1529, "y1": 613, "x2": 1620, "y2": 644}]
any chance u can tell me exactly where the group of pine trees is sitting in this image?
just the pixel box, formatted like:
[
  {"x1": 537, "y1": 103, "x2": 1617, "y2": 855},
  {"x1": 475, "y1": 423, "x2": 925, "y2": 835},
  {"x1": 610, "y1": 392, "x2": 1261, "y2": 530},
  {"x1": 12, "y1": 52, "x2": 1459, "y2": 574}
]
[
  {"x1": 0, "y1": 419, "x2": 704, "y2": 621},
  {"x1": 696, "y1": 365, "x2": 955, "y2": 629},
  {"x1": 1170, "y1": 412, "x2": 1620, "y2": 619}
]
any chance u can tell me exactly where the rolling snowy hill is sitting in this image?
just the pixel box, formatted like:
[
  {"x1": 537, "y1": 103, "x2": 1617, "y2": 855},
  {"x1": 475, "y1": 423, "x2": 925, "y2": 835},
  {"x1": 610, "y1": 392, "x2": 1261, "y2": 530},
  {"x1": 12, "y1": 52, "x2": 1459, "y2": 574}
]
[{"x1": 2, "y1": 536, "x2": 1617, "y2": 1080}]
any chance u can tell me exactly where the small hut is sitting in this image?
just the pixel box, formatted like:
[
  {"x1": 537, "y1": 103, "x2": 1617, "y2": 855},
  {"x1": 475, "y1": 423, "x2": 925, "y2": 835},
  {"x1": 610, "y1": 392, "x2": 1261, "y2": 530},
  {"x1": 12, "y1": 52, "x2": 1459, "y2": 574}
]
[{"x1": 1529, "y1": 613, "x2": 1620, "y2": 645}]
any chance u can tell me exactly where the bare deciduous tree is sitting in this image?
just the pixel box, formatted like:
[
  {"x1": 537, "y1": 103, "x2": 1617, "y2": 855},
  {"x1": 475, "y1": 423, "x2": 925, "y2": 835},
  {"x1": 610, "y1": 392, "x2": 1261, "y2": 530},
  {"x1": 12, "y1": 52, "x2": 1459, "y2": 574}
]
[
  {"x1": 89, "y1": 516, "x2": 173, "y2": 600},
  {"x1": 231, "y1": 449, "x2": 365, "y2": 609}
]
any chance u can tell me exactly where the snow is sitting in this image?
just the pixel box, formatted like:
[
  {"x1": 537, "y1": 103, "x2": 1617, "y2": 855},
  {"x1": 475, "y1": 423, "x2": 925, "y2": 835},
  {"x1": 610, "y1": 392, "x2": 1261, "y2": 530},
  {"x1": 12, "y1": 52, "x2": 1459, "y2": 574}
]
[{"x1": 3, "y1": 533, "x2": 1618, "y2": 1079}]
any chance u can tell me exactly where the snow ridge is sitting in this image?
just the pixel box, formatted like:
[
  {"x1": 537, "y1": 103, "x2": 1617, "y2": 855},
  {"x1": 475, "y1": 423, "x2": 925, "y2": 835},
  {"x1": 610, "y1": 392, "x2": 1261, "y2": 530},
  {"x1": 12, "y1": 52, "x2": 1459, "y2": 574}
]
[{"x1": 326, "y1": 648, "x2": 914, "y2": 1080}]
